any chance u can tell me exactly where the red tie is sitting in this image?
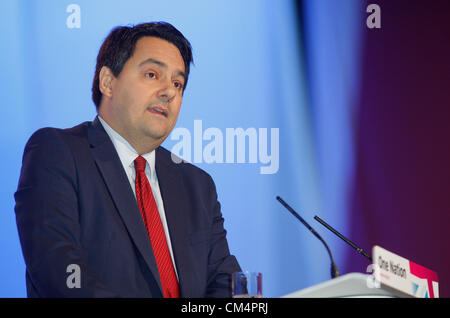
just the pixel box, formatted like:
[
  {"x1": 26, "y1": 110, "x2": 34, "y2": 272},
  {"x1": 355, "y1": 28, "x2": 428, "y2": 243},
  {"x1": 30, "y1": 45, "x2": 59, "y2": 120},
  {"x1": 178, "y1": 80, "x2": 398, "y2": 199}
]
[{"x1": 134, "y1": 156, "x2": 180, "y2": 298}]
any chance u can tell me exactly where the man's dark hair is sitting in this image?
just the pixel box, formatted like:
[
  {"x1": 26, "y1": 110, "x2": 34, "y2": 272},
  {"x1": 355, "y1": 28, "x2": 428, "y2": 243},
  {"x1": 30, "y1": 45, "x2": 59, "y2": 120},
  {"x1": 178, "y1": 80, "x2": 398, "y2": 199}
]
[{"x1": 92, "y1": 21, "x2": 193, "y2": 109}]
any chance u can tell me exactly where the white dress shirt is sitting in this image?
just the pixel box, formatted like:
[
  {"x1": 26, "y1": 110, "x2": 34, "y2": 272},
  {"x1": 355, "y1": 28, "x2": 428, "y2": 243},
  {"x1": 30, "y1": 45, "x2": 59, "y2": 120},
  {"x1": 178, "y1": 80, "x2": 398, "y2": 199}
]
[{"x1": 98, "y1": 116, "x2": 178, "y2": 277}]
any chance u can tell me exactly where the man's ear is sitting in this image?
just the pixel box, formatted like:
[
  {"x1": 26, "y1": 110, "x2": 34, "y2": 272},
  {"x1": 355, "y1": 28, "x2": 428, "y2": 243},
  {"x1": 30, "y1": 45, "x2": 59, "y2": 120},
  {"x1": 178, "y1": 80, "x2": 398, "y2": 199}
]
[{"x1": 99, "y1": 66, "x2": 115, "y2": 98}]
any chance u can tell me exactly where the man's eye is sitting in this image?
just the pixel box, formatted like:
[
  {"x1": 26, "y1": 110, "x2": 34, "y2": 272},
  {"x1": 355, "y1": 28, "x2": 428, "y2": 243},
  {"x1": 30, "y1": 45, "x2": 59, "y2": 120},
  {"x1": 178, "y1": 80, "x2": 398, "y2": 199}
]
[
  {"x1": 145, "y1": 72, "x2": 156, "y2": 79},
  {"x1": 173, "y1": 81, "x2": 183, "y2": 89}
]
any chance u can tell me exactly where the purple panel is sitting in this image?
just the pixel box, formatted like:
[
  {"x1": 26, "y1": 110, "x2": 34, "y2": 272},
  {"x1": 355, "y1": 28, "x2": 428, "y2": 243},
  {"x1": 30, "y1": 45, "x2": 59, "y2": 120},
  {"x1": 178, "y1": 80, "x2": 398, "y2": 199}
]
[{"x1": 345, "y1": 0, "x2": 450, "y2": 297}]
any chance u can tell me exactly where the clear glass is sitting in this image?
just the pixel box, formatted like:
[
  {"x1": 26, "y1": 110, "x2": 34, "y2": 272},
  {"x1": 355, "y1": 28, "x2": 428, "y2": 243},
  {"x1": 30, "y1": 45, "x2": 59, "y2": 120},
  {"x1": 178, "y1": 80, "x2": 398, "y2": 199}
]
[{"x1": 231, "y1": 271, "x2": 262, "y2": 298}]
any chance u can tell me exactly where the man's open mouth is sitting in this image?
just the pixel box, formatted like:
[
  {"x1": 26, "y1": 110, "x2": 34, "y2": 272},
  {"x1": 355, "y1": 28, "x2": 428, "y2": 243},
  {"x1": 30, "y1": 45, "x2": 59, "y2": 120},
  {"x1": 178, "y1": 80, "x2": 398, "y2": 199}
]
[{"x1": 148, "y1": 105, "x2": 168, "y2": 117}]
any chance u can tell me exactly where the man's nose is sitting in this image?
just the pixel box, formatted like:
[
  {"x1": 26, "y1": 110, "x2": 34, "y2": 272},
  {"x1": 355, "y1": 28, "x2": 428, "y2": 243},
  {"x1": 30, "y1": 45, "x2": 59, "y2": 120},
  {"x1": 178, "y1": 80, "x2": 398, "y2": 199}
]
[{"x1": 157, "y1": 79, "x2": 176, "y2": 103}]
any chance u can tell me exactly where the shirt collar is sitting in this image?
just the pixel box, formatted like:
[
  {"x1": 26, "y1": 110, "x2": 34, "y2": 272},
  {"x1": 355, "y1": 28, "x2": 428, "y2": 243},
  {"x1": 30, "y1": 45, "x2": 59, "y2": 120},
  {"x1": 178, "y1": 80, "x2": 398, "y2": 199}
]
[{"x1": 98, "y1": 116, "x2": 156, "y2": 181}]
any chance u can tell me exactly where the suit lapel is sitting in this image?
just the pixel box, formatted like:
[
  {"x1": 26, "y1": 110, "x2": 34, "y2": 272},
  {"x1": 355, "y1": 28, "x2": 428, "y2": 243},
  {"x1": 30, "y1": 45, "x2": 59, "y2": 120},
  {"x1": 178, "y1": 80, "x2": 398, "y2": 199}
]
[
  {"x1": 87, "y1": 117, "x2": 163, "y2": 295},
  {"x1": 155, "y1": 148, "x2": 193, "y2": 297}
]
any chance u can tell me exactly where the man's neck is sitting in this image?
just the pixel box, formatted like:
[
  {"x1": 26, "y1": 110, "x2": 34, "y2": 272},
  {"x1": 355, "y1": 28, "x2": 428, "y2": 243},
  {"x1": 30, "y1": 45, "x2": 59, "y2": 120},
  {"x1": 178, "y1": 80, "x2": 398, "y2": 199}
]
[{"x1": 97, "y1": 115, "x2": 160, "y2": 155}]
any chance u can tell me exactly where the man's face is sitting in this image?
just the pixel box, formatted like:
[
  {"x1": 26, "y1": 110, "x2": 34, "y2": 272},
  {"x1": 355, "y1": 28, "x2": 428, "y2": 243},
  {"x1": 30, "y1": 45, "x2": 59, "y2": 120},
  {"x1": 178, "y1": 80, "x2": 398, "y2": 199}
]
[{"x1": 101, "y1": 36, "x2": 186, "y2": 152}]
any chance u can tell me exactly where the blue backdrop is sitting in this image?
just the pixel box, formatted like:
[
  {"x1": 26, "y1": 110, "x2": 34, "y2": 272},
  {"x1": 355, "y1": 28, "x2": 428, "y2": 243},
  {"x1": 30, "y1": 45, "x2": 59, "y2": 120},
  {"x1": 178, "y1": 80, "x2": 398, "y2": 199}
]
[{"x1": 0, "y1": 0, "x2": 363, "y2": 297}]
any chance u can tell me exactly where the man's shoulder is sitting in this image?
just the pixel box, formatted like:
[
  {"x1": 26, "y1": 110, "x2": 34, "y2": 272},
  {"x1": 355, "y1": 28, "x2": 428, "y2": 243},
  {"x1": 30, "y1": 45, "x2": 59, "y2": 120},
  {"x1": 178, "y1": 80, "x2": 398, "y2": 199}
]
[
  {"x1": 22, "y1": 121, "x2": 95, "y2": 167},
  {"x1": 25, "y1": 120, "x2": 93, "y2": 149}
]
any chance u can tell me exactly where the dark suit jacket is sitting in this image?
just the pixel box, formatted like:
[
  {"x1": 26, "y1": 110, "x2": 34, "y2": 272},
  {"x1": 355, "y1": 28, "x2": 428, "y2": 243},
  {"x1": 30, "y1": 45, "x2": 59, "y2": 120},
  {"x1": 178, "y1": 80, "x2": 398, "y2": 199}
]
[{"x1": 14, "y1": 117, "x2": 240, "y2": 297}]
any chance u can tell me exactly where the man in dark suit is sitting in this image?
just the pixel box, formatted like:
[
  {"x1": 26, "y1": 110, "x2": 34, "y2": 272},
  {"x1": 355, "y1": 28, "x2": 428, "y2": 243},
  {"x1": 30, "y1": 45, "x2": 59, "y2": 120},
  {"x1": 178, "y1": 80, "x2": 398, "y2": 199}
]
[{"x1": 14, "y1": 22, "x2": 241, "y2": 298}]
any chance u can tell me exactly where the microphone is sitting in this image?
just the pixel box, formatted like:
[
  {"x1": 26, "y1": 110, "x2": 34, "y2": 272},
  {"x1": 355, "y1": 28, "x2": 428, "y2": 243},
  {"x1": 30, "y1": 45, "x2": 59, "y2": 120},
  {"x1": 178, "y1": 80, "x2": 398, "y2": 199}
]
[
  {"x1": 276, "y1": 196, "x2": 340, "y2": 279},
  {"x1": 313, "y1": 215, "x2": 372, "y2": 262}
]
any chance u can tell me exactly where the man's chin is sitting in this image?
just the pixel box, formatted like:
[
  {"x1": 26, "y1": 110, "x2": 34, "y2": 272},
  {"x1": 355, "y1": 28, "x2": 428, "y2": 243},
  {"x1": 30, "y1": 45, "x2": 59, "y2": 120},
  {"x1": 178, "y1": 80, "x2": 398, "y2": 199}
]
[{"x1": 145, "y1": 130, "x2": 168, "y2": 145}]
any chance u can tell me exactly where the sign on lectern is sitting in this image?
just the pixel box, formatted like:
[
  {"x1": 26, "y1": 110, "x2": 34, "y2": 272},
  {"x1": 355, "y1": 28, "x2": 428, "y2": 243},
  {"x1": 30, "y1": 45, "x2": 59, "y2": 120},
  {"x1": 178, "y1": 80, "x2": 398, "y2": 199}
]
[
  {"x1": 372, "y1": 246, "x2": 439, "y2": 298},
  {"x1": 283, "y1": 246, "x2": 439, "y2": 298}
]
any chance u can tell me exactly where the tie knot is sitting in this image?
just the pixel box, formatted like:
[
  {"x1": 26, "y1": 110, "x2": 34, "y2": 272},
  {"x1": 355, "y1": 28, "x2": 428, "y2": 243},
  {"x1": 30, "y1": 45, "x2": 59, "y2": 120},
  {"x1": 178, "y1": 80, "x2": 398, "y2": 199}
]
[{"x1": 134, "y1": 156, "x2": 147, "y2": 173}]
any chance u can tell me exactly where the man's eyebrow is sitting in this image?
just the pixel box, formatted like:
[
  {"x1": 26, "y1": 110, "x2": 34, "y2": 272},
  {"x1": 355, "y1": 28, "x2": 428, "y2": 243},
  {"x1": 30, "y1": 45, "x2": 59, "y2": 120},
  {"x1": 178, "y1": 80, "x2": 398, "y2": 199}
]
[
  {"x1": 138, "y1": 57, "x2": 186, "y2": 82},
  {"x1": 138, "y1": 57, "x2": 166, "y2": 68}
]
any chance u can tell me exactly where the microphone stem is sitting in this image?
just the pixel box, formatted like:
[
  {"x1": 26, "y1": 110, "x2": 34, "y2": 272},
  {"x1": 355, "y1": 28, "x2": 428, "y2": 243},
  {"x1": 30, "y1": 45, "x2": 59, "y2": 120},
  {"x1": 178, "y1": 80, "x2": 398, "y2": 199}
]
[
  {"x1": 276, "y1": 196, "x2": 340, "y2": 279},
  {"x1": 315, "y1": 232, "x2": 340, "y2": 278},
  {"x1": 314, "y1": 215, "x2": 373, "y2": 262}
]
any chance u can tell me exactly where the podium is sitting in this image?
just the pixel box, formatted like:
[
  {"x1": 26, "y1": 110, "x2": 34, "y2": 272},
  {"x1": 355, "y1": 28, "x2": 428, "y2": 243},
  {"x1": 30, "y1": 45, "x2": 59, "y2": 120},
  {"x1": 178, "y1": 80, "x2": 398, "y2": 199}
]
[{"x1": 282, "y1": 273, "x2": 412, "y2": 298}]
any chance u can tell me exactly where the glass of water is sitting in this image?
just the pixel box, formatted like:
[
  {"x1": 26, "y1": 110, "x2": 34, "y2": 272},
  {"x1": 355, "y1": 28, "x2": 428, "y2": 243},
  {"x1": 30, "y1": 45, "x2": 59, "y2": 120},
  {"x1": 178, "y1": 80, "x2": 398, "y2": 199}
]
[{"x1": 231, "y1": 271, "x2": 262, "y2": 298}]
